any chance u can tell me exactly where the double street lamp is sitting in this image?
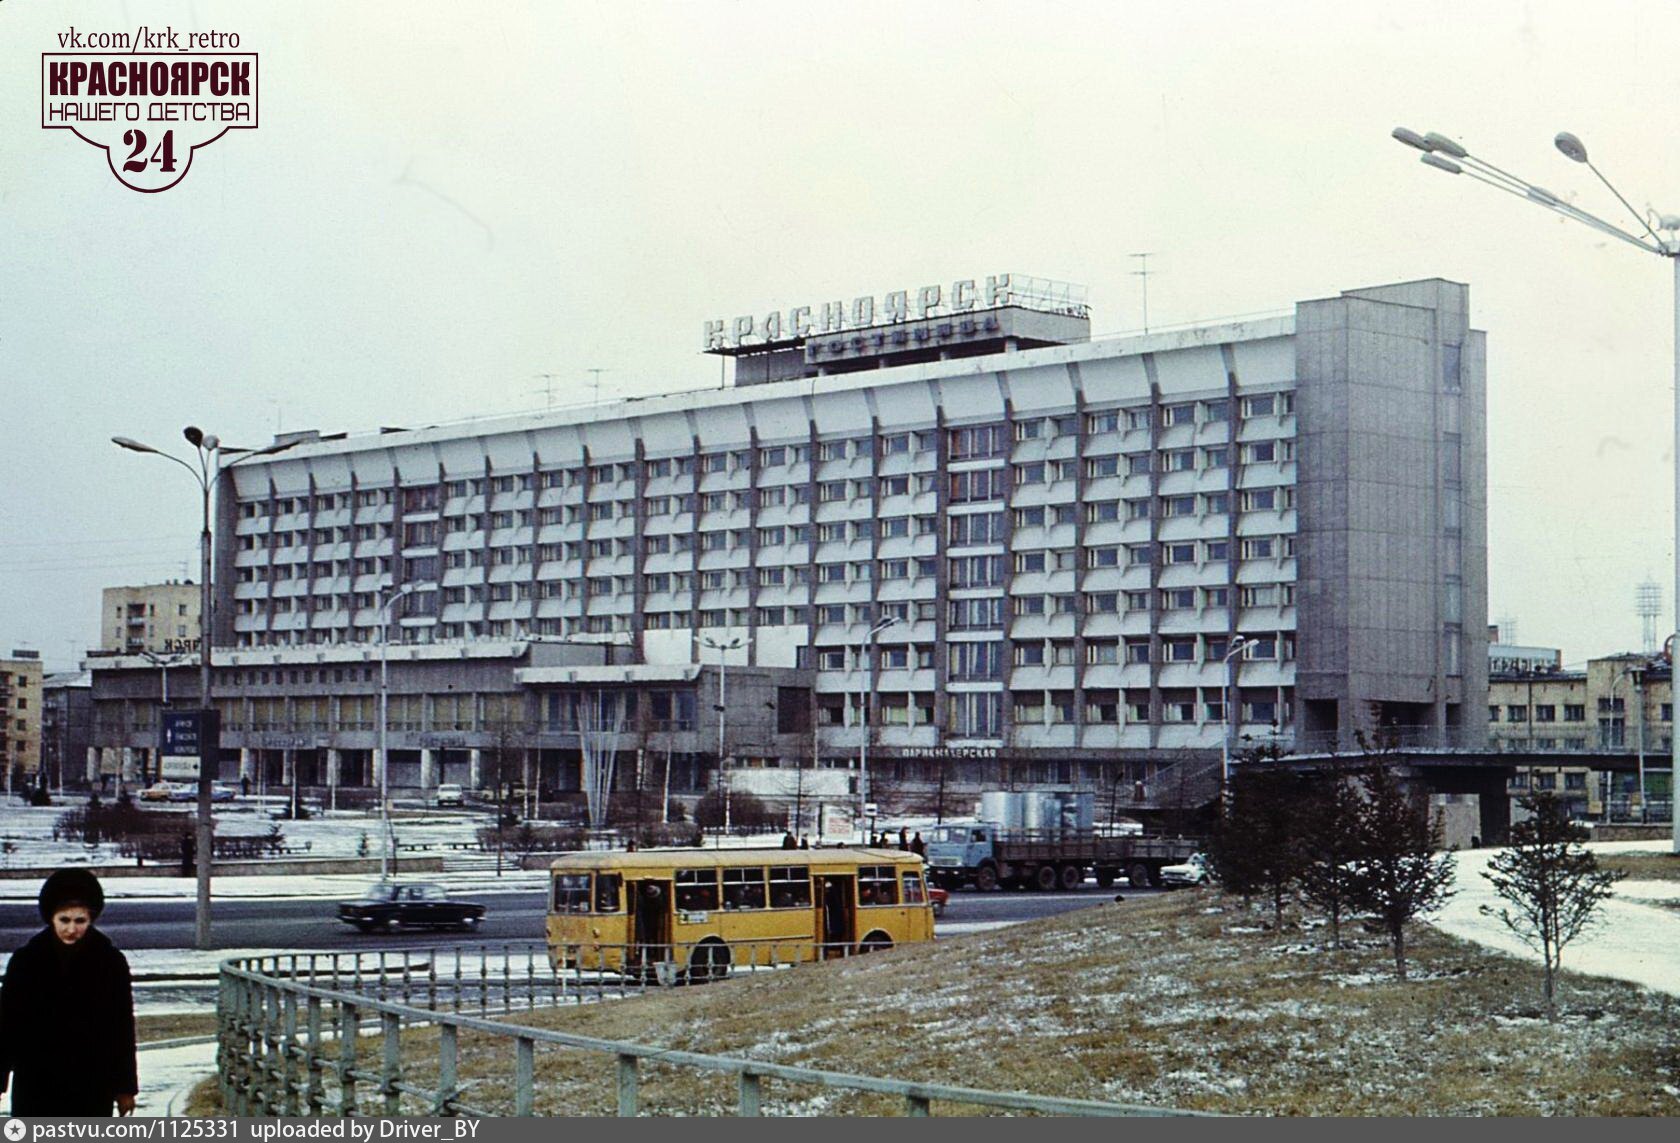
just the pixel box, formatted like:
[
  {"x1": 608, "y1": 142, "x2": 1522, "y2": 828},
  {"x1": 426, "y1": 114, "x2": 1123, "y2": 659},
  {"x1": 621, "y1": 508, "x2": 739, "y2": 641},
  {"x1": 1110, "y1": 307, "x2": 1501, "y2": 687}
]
[
  {"x1": 377, "y1": 583, "x2": 419, "y2": 880},
  {"x1": 698, "y1": 634, "x2": 749, "y2": 839},
  {"x1": 1392, "y1": 125, "x2": 1680, "y2": 853},
  {"x1": 112, "y1": 427, "x2": 298, "y2": 949},
  {"x1": 856, "y1": 615, "x2": 899, "y2": 839},
  {"x1": 1220, "y1": 636, "x2": 1251, "y2": 799}
]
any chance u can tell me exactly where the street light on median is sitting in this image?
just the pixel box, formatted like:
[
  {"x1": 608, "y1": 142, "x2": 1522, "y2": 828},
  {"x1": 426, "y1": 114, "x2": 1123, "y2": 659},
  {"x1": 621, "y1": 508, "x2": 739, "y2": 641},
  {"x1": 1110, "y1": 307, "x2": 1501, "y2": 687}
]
[
  {"x1": 1220, "y1": 636, "x2": 1251, "y2": 802},
  {"x1": 698, "y1": 633, "x2": 749, "y2": 842},
  {"x1": 856, "y1": 615, "x2": 899, "y2": 840},
  {"x1": 113, "y1": 428, "x2": 300, "y2": 949},
  {"x1": 1391, "y1": 125, "x2": 1680, "y2": 853},
  {"x1": 377, "y1": 583, "x2": 420, "y2": 881}
]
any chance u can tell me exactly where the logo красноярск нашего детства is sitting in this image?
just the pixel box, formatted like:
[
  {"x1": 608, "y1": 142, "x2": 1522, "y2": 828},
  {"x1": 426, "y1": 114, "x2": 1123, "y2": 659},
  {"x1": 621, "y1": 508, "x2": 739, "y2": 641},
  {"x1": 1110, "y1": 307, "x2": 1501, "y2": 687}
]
[{"x1": 41, "y1": 25, "x2": 257, "y2": 193}]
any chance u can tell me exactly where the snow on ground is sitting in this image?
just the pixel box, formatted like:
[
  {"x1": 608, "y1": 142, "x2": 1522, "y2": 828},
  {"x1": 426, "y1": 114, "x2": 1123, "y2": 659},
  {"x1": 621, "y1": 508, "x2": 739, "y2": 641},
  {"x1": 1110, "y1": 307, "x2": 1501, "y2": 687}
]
[
  {"x1": 1431, "y1": 839, "x2": 1680, "y2": 998},
  {"x1": 0, "y1": 1037, "x2": 217, "y2": 1118}
]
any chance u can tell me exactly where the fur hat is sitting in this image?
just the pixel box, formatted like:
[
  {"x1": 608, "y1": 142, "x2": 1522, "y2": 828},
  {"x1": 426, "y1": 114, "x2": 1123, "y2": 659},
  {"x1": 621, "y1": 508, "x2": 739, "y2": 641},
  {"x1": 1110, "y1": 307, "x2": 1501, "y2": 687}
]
[{"x1": 38, "y1": 868, "x2": 105, "y2": 923}]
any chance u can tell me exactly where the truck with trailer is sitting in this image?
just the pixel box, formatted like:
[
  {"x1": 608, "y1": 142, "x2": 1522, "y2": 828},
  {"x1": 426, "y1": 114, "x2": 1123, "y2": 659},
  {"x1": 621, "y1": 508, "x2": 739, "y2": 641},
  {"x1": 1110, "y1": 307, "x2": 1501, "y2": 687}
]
[{"x1": 924, "y1": 791, "x2": 1201, "y2": 891}]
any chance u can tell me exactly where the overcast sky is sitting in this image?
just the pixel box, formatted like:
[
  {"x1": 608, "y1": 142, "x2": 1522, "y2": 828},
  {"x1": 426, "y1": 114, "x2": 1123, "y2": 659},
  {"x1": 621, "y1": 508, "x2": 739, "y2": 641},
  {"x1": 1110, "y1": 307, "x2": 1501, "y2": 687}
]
[{"x1": 4, "y1": 0, "x2": 1679, "y2": 672}]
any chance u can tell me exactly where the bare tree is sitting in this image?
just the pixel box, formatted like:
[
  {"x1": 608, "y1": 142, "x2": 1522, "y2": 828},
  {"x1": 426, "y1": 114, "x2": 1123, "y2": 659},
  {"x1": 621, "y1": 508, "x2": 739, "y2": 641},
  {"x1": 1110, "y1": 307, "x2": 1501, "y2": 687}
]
[
  {"x1": 1482, "y1": 793, "x2": 1624, "y2": 1020},
  {"x1": 1347, "y1": 761, "x2": 1455, "y2": 981},
  {"x1": 576, "y1": 689, "x2": 625, "y2": 831}
]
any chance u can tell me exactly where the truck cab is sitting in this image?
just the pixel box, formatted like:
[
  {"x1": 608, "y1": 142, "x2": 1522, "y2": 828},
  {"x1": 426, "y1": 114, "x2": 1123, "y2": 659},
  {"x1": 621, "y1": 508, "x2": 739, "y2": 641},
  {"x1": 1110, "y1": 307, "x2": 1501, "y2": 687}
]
[{"x1": 925, "y1": 822, "x2": 998, "y2": 889}]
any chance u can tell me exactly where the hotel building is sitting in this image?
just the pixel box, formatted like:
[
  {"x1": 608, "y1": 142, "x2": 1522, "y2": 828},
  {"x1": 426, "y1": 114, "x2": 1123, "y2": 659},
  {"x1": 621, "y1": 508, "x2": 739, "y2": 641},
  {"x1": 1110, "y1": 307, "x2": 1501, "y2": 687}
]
[{"x1": 89, "y1": 275, "x2": 1487, "y2": 806}]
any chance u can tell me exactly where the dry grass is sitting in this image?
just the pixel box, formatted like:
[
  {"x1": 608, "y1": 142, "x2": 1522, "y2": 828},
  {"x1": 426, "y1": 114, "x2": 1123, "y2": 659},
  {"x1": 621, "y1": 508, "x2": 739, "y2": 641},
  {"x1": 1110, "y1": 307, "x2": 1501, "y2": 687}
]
[
  {"x1": 138, "y1": 1012, "x2": 220, "y2": 1043},
  {"x1": 191, "y1": 893, "x2": 1680, "y2": 1116},
  {"x1": 1601, "y1": 853, "x2": 1680, "y2": 882}
]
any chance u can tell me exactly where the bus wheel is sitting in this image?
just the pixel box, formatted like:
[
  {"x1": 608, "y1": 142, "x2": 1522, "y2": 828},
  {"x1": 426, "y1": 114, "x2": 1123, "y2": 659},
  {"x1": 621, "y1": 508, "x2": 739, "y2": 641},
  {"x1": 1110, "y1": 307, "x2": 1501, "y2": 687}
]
[
  {"x1": 1095, "y1": 869, "x2": 1116, "y2": 889},
  {"x1": 1059, "y1": 864, "x2": 1084, "y2": 891},
  {"x1": 975, "y1": 863, "x2": 999, "y2": 892},
  {"x1": 1127, "y1": 862, "x2": 1150, "y2": 889},
  {"x1": 859, "y1": 930, "x2": 893, "y2": 953},
  {"x1": 687, "y1": 939, "x2": 731, "y2": 984},
  {"x1": 1033, "y1": 865, "x2": 1058, "y2": 892}
]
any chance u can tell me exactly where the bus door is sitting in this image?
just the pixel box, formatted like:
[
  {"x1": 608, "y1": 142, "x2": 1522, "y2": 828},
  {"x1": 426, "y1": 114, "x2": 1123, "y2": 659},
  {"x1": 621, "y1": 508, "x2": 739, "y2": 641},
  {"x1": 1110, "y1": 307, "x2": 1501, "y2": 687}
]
[
  {"x1": 627, "y1": 879, "x2": 672, "y2": 968},
  {"x1": 814, "y1": 874, "x2": 855, "y2": 957}
]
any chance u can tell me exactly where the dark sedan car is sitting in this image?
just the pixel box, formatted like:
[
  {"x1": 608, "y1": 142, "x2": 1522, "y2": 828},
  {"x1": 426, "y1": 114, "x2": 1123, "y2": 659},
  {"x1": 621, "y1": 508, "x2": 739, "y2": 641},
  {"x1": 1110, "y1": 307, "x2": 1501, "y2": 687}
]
[{"x1": 337, "y1": 882, "x2": 487, "y2": 933}]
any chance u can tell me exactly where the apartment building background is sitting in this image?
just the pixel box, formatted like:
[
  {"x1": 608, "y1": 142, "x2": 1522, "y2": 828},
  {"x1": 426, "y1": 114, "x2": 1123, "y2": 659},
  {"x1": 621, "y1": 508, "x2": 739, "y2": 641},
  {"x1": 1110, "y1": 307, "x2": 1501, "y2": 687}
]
[
  {"x1": 100, "y1": 581, "x2": 202, "y2": 655},
  {"x1": 1, "y1": 650, "x2": 44, "y2": 786}
]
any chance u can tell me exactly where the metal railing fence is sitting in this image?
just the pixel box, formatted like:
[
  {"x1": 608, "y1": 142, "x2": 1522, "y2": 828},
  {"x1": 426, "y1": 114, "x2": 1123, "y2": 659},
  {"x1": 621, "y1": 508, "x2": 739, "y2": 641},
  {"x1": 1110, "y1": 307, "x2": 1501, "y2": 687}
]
[{"x1": 217, "y1": 946, "x2": 1207, "y2": 1117}]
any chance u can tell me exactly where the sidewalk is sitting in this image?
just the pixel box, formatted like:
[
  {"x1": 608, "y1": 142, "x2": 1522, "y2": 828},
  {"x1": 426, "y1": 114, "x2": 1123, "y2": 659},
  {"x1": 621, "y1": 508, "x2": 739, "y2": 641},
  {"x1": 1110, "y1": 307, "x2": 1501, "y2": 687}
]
[{"x1": 1431, "y1": 839, "x2": 1680, "y2": 998}]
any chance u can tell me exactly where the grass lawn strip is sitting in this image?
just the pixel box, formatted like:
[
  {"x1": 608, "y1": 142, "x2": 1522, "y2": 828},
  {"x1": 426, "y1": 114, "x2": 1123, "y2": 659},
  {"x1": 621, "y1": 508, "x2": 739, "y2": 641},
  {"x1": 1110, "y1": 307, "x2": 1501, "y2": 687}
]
[{"x1": 193, "y1": 892, "x2": 1680, "y2": 1116}]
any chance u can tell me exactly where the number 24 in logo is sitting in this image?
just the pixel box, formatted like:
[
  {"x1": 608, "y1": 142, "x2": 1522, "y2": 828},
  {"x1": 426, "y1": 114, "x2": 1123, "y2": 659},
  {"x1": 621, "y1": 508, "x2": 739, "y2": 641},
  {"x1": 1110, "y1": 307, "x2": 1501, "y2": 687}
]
[{"x1": 122, "y1": 128, "x2": 177, "y2": 173}]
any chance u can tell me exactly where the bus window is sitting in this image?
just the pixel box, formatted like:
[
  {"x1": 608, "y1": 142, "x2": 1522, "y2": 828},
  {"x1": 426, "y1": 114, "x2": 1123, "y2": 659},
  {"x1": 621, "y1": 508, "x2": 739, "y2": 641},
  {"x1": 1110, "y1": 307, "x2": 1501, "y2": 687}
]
[
  {"x1": 902, "y1": 869, "x2": 927, "y2": 905},
  {"x1": 768, "y1": 865, "x2": 811, "y2": 909},
  {"x1": 859, "y1": 865, "x2": 899, "y2": 906},
  {"x1": 722, "y1": 867, "x2": 767, "y2": 911},
  {"x1": 594, "y1": 872, "x2": 623, "y2": 913},
  {"x1": 674, "y1": 868, "x2": 720, "y2": 911},
  {"x1": 553, "y1": 873, "x2": 591, "y2": 914}
]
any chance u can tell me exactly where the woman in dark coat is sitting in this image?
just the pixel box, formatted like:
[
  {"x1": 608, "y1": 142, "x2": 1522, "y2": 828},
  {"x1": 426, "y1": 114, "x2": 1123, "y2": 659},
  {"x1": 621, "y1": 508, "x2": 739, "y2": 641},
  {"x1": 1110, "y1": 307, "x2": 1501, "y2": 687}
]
[{"x1": 0, "y1": 869, "x2": 138, "y2": 1116}]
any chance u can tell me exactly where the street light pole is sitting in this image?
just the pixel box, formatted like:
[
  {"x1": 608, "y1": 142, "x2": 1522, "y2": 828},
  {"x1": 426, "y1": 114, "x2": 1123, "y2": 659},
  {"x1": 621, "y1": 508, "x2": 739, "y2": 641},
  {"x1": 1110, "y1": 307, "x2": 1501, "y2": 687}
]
[
  {"x1": 698, "y1": 634, "x2": 747, "y2": 842},
  {"x1": 113, "y1": 428, "x2": 299, "y2": 949},
  {"x1": 139, "y1": 651, "x2": 185, "y2": 785},
  {"x1": 1220, "y1": 637, "x2": 1251, "y2": 800},
  {"x1": 378, "y1": 584, "x2": 418, "y2": 881},
  {"x1": 857, "y1": 616, "x2": 898, "y2": 840},
  {"x1": 1392, "y1": 125, "x2": 1680, "y2": 853}
]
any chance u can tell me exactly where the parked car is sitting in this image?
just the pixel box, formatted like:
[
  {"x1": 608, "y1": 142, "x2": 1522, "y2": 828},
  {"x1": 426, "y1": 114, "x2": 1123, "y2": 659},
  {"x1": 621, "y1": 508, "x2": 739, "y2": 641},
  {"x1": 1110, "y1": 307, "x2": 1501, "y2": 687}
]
[
  {"x1": 929, "y1": 884, "x2": 950, "y2": 918},
  {"x1": 210, "y1": 782, "x2": 238, "y2": 803},
  {"x1": 337, "y1": 882, "x2": 487, "y2": 933},
  {"x1": 434, "y1": 783, "x2": 465, "y2": 807},
  {"x1": 139, "y1": 782, "x2": 179, "y2": 802},
  {"x1": 1160, "y1": 853, "x2": 1210, "y2": 888}
]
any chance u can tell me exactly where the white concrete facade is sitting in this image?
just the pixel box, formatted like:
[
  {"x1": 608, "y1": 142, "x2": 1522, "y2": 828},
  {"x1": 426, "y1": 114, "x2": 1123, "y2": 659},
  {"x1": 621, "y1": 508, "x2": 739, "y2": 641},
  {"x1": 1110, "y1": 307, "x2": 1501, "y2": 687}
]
[{"x1": 209, "y1": 279, "x2": 1486, "y2": 765}]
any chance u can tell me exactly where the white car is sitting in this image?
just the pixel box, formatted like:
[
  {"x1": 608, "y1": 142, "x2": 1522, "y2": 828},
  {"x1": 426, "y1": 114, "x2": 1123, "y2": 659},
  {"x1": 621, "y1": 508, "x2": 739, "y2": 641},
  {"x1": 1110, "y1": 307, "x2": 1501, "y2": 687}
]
[
  {"x1": 434, "y1": 783, "x2": 465, "y2": 807},
  {"x1": 1160, "y1": 853, "x2": 1210, "y2": 888}
]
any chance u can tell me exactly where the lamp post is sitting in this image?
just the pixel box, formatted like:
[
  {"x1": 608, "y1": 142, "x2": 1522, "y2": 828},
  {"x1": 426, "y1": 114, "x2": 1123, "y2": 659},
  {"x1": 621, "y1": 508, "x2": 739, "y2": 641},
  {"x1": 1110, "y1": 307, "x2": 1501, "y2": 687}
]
[
  {"x1": 377, "y1": 583, "x2": 419, "y2": 880},
  {"x1": 113, "y1": 428, "x2": 299, "y2": 949},
  {"x1": 698, "y1": 634, "x2": 748, "y2": 840},
  {"x1": 1220, "y1": 636, "x2": 1251, "y2": 800},
  {"x1": 1392, "y1": 125, "x2": 1680, "y2": 853},
  {"x1": 856, "y1": 616, "x2": 899, "y2": 839},
  {"x1": 139, "y1": 650, "x2": 186, "y2": 786},
  {"x1": 1609, "y1": 661, "x2": 1648, "y2": 822}
]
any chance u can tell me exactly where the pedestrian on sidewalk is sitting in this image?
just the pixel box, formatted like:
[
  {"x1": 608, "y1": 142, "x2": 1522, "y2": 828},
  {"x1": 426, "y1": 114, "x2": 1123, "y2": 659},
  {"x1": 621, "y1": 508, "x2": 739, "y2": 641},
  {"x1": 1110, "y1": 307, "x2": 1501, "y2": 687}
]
[{"x1": 0, "y1": 869, "x2": 139, "y2": 1116}]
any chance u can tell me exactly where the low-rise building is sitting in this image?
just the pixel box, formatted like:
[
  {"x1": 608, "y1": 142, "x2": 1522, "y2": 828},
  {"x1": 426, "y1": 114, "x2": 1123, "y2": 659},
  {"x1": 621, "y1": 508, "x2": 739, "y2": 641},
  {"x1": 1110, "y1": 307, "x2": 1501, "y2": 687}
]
[
  {"x1": 1488, "y1": 648, "x2": 1673, "y2": 821},
  {"x1": 40, "y1": 669, "x2": 93, "y2": 791}
]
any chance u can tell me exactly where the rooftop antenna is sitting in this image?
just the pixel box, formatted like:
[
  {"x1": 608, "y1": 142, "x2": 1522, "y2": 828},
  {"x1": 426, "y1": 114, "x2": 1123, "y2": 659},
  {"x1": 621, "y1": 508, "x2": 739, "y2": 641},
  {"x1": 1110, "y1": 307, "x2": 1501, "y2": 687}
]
[
  {"x1": 586, "y1": 368, "x2": 609, "y2": 406},
  {"x1": 1130, "y1": 253, "x2": 1156, "y2": 333},
  {"x1": 533, "y1": 373, "x2": 561, "y2": 408},
  {"x1": 1636, "y1": 579, "x2": 1662, "y2": 654}
]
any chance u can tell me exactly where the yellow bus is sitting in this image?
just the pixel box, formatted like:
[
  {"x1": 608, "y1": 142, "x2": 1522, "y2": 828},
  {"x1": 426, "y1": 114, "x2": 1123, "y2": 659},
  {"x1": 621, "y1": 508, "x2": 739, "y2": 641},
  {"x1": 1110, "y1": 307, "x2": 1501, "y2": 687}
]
[{"x1": 547, "y1": 846, "x2": 934, "y2": 981}]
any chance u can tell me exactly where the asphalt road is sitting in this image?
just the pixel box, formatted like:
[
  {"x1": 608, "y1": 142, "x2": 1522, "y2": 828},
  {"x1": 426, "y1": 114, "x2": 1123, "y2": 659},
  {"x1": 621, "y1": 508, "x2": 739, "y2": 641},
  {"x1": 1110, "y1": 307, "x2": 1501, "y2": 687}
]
[{"x1": 0, "y1": 884, "x2": 1142, "y2": 955}]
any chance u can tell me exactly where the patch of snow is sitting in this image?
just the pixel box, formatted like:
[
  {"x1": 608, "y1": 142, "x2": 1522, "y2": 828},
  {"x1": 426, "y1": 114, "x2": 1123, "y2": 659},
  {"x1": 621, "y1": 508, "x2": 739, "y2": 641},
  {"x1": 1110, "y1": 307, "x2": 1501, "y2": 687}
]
[{"x1": 1431, "y1": 846, "x2": 1680, "y2": 998}]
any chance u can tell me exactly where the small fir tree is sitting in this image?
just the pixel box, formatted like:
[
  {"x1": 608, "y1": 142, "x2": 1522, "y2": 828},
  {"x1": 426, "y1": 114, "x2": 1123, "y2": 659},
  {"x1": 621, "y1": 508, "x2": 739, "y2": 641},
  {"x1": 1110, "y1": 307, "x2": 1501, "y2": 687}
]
[
  {"x1": 1297, "y1": 757, "x2": 1366, "y2": 950},
  {"x1": 1481, "y1": 793, "x2": 1623, "y2": 1020},
  {"x1": 1208, "y1": 760, "x2": 1307, "y2": 928},
  {"x1": 1346, "y1": 762, "x2": 1456, "y2": 980}
]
